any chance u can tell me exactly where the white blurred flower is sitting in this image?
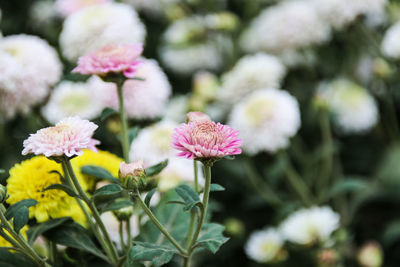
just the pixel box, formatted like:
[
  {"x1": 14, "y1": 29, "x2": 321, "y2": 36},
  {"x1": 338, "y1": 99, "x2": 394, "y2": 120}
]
[
  {"x1": 280, "y1": 206, "x2": 340, "y2": 246},
  {"x1": 29, "y1": 0, "x2": 58, "y2": 28},
  {"x1": 60, "y1": 3, "x2": 146, "y2": 62},
  {"x1": 382, "y1": 21, "x2": 400, "y2": 59},
  {"x1": 240, "y1": 0, "x2": 331, "y2": 54},
  {"x1": 105, "y1": 59, "x2": 171, "y2": 119},
  {"x1": 0, "y1": 35, "x2": 62, "y2": 120},
  {"x1": 164, "y1": 95, "x2": 189, "y2": 123},
  {"x1": 218, "y1": 53, "x2": 287, "y2": 105},
  {"x1": 313, "y1": 0, "x2": 387, "y2": 29},
  {"x1": 245, "y1": 228, "x2": 285, "y2": 263},
  {"x1": 101, "y1": 211, "x2": 139, "y2": 248},
  {"x1": 55, "y1": 0, "x2": 111, "y2": 17},
  {"x1": 130, "y1": 120, "x2": 203, "y2": 191},
  {"x1": 228, "y1": 89, "x2": 301, "y2": 154},
  {"x1": 42, "y1": 77, "x2": 108, "y2": 124},
  {"x1": 318, "y1": 79, "x2": 379, "y2": 133}
]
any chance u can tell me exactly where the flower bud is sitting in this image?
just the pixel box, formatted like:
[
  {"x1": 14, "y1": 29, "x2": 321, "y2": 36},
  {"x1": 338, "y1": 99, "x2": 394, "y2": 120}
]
[
  {"x1": 0, "y1": 184, "x2": 7, "y2": 203},
  {"x1": 224, "y1": 218, "x2": 244, "y2": 237},
  {"x1": 119, "y1": 161, "x2": 146, "y2": 191},
  {"x1": 193, "y1": 71, "x2": 219, "y2": 100},
  {"x1": 113, "y1": 205, "x2": 134, "y2": 221},
  {"x1": 317, "y1": 249, "x2": 339, "y2": 267},
  {"x1": 357, "y1": 241, "x2": 383, "y2": 267},
  {"x1": 373, "y1": 58, "x2": 392, "y2": 79},
  {"x1": 186, "y1": 111, "x2": 211, "y2": 123}
]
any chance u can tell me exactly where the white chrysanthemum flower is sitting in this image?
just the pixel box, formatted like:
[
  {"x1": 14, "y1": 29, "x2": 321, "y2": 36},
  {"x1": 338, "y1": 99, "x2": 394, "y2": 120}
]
[
  {"x1": 29, "y1": 0, "x2": 58, "y2": 28},
  {"x1": 105, "y1": 59, "x2": 171, "y2": 119},
  {"x1": 245, "y1": 228, "x2": 285, "y2": 263},
  {"x1": 101, "y1": 211, "x2": 139, "y2": 248},
  {"x1": 55, "y1": 0, "x2": 111, "y2": 17},
  {"x1": 160, "y1": 42, "x2": 224, "y2": 75},
  {"x1": 129, "y1": 120, "x2": 203, "y2": 190},
  {"x1": 59, "y1": 3, "x2": 146, "y2": 62},
  {"x1": 218, "y1": 53, "x2": 286, "y2": 104},
  {"x1": 381, "y1": 21, "x2": 400, "y2": 59},
  {"x1": 0, "y1": 35, "x2": 62, "y2": 120},
  {"x1": 313, "y1": 0, "x2": 387, "y2": 29},
  {"x1": 240, "y1": 0, "x2": 331, "y2": 54},
  {"x1": 228, "y1": 89, "x2": 301, "y2": 154},
  {"x1": 280, "y1": 206, "x2": 340, "y2": 246},
  {"x1": 318, "y1": 79, "x2": 379, "y2": 133},
  {"x1": 42, "y1": 77, "x2": 108, "y2": 124}
]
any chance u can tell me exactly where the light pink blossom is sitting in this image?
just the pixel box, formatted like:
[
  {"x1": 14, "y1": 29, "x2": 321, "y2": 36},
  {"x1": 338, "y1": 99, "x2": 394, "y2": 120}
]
[
  {"x1": 186, "y1": 111, "x2": 211, "y2": 123},
  {"x1": 172, "y1": 119, "x2": 242, "y2": 160},
  {"x1": 22, "y1": 117, "x2": 100, "y2": 157},
  {"x1": 72, "y1": 44, "x2": 143, "y2": 78},
  {"x1": 119, "y1": 160, "x2": 145, "y2": 178}
]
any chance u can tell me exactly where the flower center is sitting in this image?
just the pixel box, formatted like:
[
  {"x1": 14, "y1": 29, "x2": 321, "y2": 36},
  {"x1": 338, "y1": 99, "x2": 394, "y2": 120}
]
[
  {"x1": 61, "y1": 92, "x2": 91, "y2": 113},
  {"x1": 192, "y1": 121, "x2": 223, "y2": 146},
  {"x1": 245, "y1": 98, "x2": 276, "y2": 126}
]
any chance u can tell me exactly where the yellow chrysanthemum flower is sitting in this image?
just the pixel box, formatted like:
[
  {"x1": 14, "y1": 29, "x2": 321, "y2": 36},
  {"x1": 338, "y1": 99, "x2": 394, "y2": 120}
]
[
  {"x1": 71, "y1": 149, "x2": 123, "y2": 190},
  {"x1": 6, "y1": 156, "x2": 87, "y2": 226},
  {"x1": 0, "y1": 225, "x2": 28, "y2": 248}
]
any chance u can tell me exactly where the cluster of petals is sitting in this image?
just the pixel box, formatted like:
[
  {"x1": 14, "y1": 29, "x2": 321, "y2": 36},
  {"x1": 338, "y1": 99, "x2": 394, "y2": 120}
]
[
  {"x1": 172, "y1": 118, "x2": 242, "y2": 160},
  {"x1": 22, "y1": 117, "x2": 100, "y2": 158},
  {"x1": 73, "y1": 44, "x2": 143, "y2": 78}
]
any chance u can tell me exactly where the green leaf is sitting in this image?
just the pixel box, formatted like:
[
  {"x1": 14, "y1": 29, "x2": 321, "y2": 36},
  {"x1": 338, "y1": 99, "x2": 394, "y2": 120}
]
[
  {"x1": 27, "y1": 217, "x2": 71, "y2": 244},
  {"x1": 0, "y1": 248, "x2": 38, "y2": 267},
  {"x1": 129, "y1": 242, "x2": 178, "y2": 267},
  {"x1": 196, "y1": 223, "x2": 229, "y2": 254},
  {"x1": 13, "y1": 206, "x2": 29, "y2": 233},
  {"x1": 92, "y1": 184, "x2": 122, "y2": 200},
  {"x1": 144, "y1": 188, "x2": 157, "y2": 208},
  {"x1": 44, "y1": 221, "x2": 105, "y2": 260},
  {"x1": 0, "y1": 169, "x2": 5, "y2": 174},
  {"x1": 128, "y1": 127, "x2": 140, "y2": 144},
  {"x1": 200, "y1": 184, "x2": 225, "y2": 193},
  {"x1": 43, "y1": 184, "x2": 80, "y2": 198},
  {"x1": 81, "y1": 165, "x2": 120, "y2": 184},
  {"x1": 328, "y1": 178, "x2": 367, "y2": 197},
  {"x1": 99, "y1": 198, "x2": 132, "y2": 213},
  {"x1": 383, "y1": 220, "x2": 400, "y2": 246},
  {"x1": 101, "y1": 107, "x2": 119, "y2": 121},
  {"x1": 175, "y1": 184, "x2": 201, "y2": 211},
  {"x1": 146, "y1": 160, "x2": 168, "y2": 177},
  {"x1": 5, "y1": 199, "x2": 38, "y2": 220}
]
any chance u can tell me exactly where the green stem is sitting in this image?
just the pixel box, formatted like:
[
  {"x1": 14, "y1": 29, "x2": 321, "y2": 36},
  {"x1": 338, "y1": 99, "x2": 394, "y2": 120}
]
[
  {"x1": 281, "y1": 153, "x2": 313, "y2": 206},
  {"x1": 116, "y1": 81, "x2": 130, "y2": 162},
  {"x1": 47, "y1": 240, "x2": 58, "y2": 265},
  {"x1": 63, "y1": 159, "x2": 120, "y2": 266},
  {"x1": 119, "y1": 222, "x2": 126, "y2": 252},
  {"x1": 126, "y1": 218, "x2": 132, "y2": 252},
  {"x1": 317, "y1": 109, "x2": 334, "y2": 201},
  {"x1": 185, "y1": 211, "x2": 196, "y2": 249},
  {"x1": 0, "y1": 205, "x2": 47, "y2": 266},
  {"x1": 193, "y1": 161, "x2": 199, "y2": 193},
  {"x1": 61, "y1": 162, "x2": 113, "y2": 262},
  {"x1": 132, "y1": 191, "x2": 187, "y2": 256},
  {"x1": 184, "y1": 164, "x2": 212, "y2": 267}
]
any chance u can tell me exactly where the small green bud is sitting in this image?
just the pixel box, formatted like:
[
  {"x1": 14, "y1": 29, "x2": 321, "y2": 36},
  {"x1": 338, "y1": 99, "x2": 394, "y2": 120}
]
[
  {"x1": 119, "y1": 161, "x2": 147, "y2": 192},
  {"x1": 224, "y1": 218, "x2": 245, "y2": 237},
  {"x1": 113, "y1": 206, "x2": 134, "y2": 221}
]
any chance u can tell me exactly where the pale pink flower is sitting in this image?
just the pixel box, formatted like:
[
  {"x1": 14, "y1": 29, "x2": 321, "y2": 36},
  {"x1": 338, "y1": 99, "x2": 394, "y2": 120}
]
[
  {"x1": 72, "y1": 44, "x2": 143, "y2": 78},
  {"x1": 119, "y1": 160, "x2": 145, "y2": 178},
  {"x1": 22, "y1": 117, "x2": 100, "y2": 157},
  {"x1": 186, "y1": 111, "x2": 211, "y2": 123},
  {"x1": 55, "y1": 0, "x2": 111, "y2": 17},
  {"x1": 172, "y1": 120, "x2": 242, "y2": 160}
]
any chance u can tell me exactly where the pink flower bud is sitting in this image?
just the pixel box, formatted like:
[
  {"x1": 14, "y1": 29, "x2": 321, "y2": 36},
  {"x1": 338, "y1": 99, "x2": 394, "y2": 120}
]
[
  {"x1": 119, "y1": 160, "x2": 145, "y2": 178},
  {"x1": 186, "y1": 111, "x2": 211, "y2": 123}
]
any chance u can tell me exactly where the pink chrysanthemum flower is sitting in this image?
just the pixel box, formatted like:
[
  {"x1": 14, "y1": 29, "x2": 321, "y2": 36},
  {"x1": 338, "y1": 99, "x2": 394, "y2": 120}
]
[
  {"x1": 22, "y1": 117, "x2": 100, "y2": 158},
  {"x1": 172, "y1": 120, "x2": 242, "y2": 160},
  {"x1": 72, "y1": 44, "x2": 143, "y2": 78}
]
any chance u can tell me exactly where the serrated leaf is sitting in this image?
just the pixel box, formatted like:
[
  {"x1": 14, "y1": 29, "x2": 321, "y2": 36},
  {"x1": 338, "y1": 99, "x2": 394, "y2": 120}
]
[
  {"x1": 13, "y1": 206, "x2": 29, "y2": 233},
  {"x1": 0, "y1": 248, "x2": 38, "y2": 267},
  {"x1": 196, "y1": 223, "x2": 229, "y2": 254},
  {"x1": 129, "y1": 242, "x2": 178, "y2": 267},
  {"x1": 44, "y1": 221, "x2": 105, "y2": 260},
  {"x1": 81, "y1": 165, "x2": 120, "y2": 184},
  {"x1": 146, "y1": 160, "x2": 168, "y2": 177},
  {"x1": 128, "y1": 127, "x2": 140, "y2": 144},
  {"x1": 144, "y1": 188, "x2": 157, "y2": 208},
  {"x1": 27, "y1": 217, "x2": 71, "y2": 244},
  {"x1": 329, "y1": 178, "x2": 367, "y2": 197},
  {"x1": 92, "y1": 184, "x2": 122, "y2": 199},
  {"x1": 5, "y1": 199, "x2": 38, "y2": 220},
  {"x1": 43, "y1": 184, "x2": 80, "y2": 198},
  {"x1": 99, "y1": 198, "x2": 132, "y2": 213},
  {"x1": 175, "y1": 184, "x2": 201, "y2": 211},
  {"x1": 101, "y1": 107, "x2": 119, "y2": 121}
]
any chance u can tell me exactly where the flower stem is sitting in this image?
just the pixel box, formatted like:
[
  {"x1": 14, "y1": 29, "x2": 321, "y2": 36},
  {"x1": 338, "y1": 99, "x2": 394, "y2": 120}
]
[
  {"x1": 63, "y1": 158, "x2": 120, "y2": 266},
  {"x1": 0, "y1": 204, "x2": 47, "y2": 267},
  {"x1": 184, "y1": 164, "x2": 212, "y2": 267},
  {"x1": 193, "y1": 161, "x2": 199, "y2": 193},
  {"x1": 132, "y1": 191, "x2": 187, "y2": 256},
  {"x1": 116, "y1": 81, "x2": 130, "y2": 162}
]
